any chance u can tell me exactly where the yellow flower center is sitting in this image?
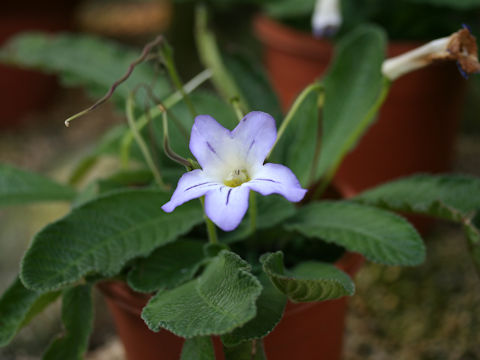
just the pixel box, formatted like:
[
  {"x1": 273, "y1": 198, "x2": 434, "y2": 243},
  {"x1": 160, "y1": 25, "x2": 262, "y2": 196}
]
[{"x1": 224, "y1": 168, "x2": 250, "y2": 187}]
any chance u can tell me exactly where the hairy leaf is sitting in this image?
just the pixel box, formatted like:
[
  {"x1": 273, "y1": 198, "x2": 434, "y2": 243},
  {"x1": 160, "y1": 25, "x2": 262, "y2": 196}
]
[
  {"x1": 261, "y1": 252, "x2": 354, "y2": 302},
  {"x1": 142, "y1": 251, "x2": 262, "y2": 337},
  {"x1": 127, "y1": 240, "x2": 206, "y2": 293},
  {"x1": 316, "y1": 25, "x2": 387, "y2": 181},
  {"x1": 43, "y1": 284, "x2": 93, "y2": 360},
  {"x1": 181, "y1": 337, "x2": 215, "y2": 360},
  {"x1": 222, "y1": 273, "x2": 287, "y2": 346},
  {"x1": 284, "y1": 201, "x2": 425, "y2": 265},
  {"x1": 21, "y1": 189, "x2": 204, "y2": 292},
  {"x1": 0, "y1": 163, "x2": 75, "y2": 207},
  {"x1": 0, "y1": 277, "x2": 59, "y2": 347}
]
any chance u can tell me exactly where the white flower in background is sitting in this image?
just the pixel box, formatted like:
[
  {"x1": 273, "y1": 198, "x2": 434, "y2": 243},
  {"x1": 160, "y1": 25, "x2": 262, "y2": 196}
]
[
  {"x1": 162, "y1": 112, "x2": 307, "y2": 231},
  {"x1": 382, "y1": 25, "x2": 480, "y2": 81},
  {"x1": 312, "y1": 0, "x2": 342, "y2": 38}
]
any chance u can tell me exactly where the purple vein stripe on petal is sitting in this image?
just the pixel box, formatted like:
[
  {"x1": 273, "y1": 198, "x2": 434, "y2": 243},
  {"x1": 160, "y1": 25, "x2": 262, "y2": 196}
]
[
  {"x1": 185, "y1": 182, "x2": 211, "y2": 191},
  {"x1": 206, "y1": 141, "x2": 217, "y2": 154},
  {"x1": 255, "y1": 178, "x2": 280, "y2": 183},
  {"x1": 247, "y1": 139, "x2": 255, "y2": 154},
  {"x1": 226, "y1": 188, "x2": 233, "y2": 205}
]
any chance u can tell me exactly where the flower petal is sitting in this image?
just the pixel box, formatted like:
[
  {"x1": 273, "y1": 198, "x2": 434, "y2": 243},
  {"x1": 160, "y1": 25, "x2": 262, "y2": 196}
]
[
  {"x1": 231, "y1": 111, "x2": 277, "y2": 165},
  {"x1": 162, "y1": 169, "x2": 219, "y2": 212},
  {"x1": 248, "y1": 163, "x2": 307, "y2": 202},
  {"x1": 204, "y1": 185, "x2": 250, "y2": 231},
  {"x1": 189, "y1": 115, "x2": 231, "y2": 171}
]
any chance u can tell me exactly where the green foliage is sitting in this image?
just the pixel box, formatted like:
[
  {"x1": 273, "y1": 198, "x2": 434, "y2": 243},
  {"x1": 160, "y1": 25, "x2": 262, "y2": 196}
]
[
  {"x1": 264, "y1": 0, "x2": 316, "y2": 19},
  {"x1": 43, "y1": 285, "x2": 93, "y2": 360},
  {"x1": 0, "y1": 277, "x2": 59, "y2": 347},
  {"x1": 127, "y1": 240, "x2": 206, "y2": 293},
  {"x1": 0, "y1": 163, "x2": 76, "y2": 206},
  {"x1": 261, "y1": 252, "x2": 355, "y2": 302},
  {"x1": 284, "y1": 201, "x2": 425, "y2": 265},
  {"x1": 142, "y1": 250, "x2": 262, "y2": 337},
  {"x1": 407, "y1": 0, "x2": 480, "y2": 10},
  {"x1": 0, "y1": 32, "x2": 170, "y2": 109},
  {"x1": 354, "y1": 174, "x2": 480, "y2": 273},
  {"x1": 222, "y1": 273, "x2": 287, "y2": 346},
  {"x1": 223, "y1": 51, "x2": 283, "y2": 122},
  {"x1": 354, "y1": 174, "x2": 480, "y2": 221},
  {"x1": 21, "y1": 189, "x2": 204, "y2": 292},
  {"x1": 181, "y1": 337, "x2": 215, "y2": 360},
  {"x1": 316, "y1": 25, "x2": 387, "y2": 182},
  {"x1": 221, "y1": 195, "x2": 296, "y2": 244}
]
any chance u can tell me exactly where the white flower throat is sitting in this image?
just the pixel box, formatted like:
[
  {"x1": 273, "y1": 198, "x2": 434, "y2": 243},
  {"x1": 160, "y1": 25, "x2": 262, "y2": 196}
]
[{"x1": 224, "y1": 168, "x2": 250, "y2": 188}]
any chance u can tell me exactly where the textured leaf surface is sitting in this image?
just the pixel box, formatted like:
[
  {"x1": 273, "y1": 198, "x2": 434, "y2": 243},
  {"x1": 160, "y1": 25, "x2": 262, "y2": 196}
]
[
  {"x1": 43, "y1": 285, "x2": 93, "y2": 360},
  {"x1": 0, "y1": 277, "x2": 59, "y2": 347},
  {"x1": 222, "y1": 273, "x2": 287, "y2": 346},
  {"x1": 261, "y1": 252, "x2": 354, "y2": 302},
  {"x1": 21, "y1": 189, "x2": 204, "y2": 291},
  {"x1": 142, "y1": 251, "x2": 262, "y2": 337},
  {"x1": 0, "y1": 163, "x2": 75, "y2": 207},
  {"x1": 0, "y1": 32, "x2": 170, "y2": 108},
  {"x1": 316, "y1": 25, "x2": 387, "y2": 181},
  {"x1": 222, "y1": 195, "x2": 296, "y2": 244},
  {"x1": 127, "y1": 240, "x2": 206, "y2": 293},
  {"x1": 354, "y1": 174, "x2": 480, "y2": 221},
  {"x1": 180, "y1": 337, "x2": 215, "y2": 360},
  {"x1": 284, "y1": 201, "x2": 425, "y2": 265}
]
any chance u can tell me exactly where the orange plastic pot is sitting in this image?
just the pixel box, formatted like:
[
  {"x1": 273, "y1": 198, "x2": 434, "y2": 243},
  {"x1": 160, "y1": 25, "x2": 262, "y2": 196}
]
[
  {"x1": 253, "y1": 15, "x2": 466, "y2": 196},
  {"x1": 98, "y1": 252, "x2": 364, "y2": 360}
]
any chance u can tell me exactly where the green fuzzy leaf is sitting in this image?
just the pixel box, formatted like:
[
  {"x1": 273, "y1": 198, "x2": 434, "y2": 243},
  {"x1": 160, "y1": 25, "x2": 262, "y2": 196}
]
[
  {"x1": 21, "y1": 189, "x2": 204, "y2": 292},
  {"x1": 223, "y1": 340, "x2": 266, "y2": 360},
  {"x1": 0, "y1": 277, "x2": 60, "y2": 347},
  {"x1": 223, "y1": 51, "x2": 283, "y2": 122},
  {"x1": 127, "y1": 240, "x2": 206, "y2": 293},
  {"x1": 142, "y1": 250, "x2": 262, "y2": 338},
  {"x1": 181, "y1": 337, "x2": 215, "y2": 360},
  {"x1": 222, "y1": 195, "x2": 297, "y2": 244},
  {"x1": 43, "y1": 284, "x2": 93, "y2": 360},
  {"x1": 261, "y1": 252, "x2": 355, "y2": 302},
  {"x1": 222, "y1": 273, "x2": 287, "y2": 346},
  {"x1": 284, "y1": 201, "x2": 425, "y2": 265},
  {"x1": 0, "y1": 163, "x2": 76, "y2": 207},
  {"x1": 0, "y1": 32, "x2": 170, "y2": 109},
  {"x1": 316, "y1": 25, "x2": 387, "y2": 181},
  {"x1": 354, "y1": 174, "x2": 480, "y2": 222},
  {"x1": 264, "y1": 0, "x2": 316, "y2": 19}
]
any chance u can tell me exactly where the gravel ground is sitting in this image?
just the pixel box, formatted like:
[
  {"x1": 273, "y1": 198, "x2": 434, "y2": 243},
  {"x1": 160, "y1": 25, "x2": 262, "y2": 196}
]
[{"x1": 0, "y1": 88, "x2": 479, "y2": 360}]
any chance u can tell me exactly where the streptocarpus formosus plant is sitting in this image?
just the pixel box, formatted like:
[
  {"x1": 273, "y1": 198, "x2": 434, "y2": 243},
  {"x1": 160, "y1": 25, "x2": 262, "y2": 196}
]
[{"x1": 1, "y1": 7, "x2": 480, "y2": 359}]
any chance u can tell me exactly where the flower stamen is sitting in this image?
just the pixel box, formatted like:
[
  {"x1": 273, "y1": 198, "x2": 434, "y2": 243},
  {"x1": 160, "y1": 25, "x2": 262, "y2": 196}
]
[{"x1": 224, "y1": 168, "x2": 250, "y2": 187}]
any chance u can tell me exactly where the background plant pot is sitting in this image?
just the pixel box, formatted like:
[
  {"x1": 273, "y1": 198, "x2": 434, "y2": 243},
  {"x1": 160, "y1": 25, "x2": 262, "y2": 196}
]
[
  {"x1": 253, "y1": 14, "x2": 466, "y2": 196},
  {"x1": 0, "y1": 2, "x2": 77, "y2": 129},
  {"x1": 97, "y1": 252, "x2": 364, "y2": 360}
]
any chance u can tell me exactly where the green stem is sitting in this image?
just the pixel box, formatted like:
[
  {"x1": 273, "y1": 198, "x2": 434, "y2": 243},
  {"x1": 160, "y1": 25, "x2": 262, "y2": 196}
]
[
  {"x1": 126, "y1": 93, "x2": 167, "y2": 190},
  {"x1": 267, "y1": 82, "x2": 324, "y2": 159},
  {"x1": 249, "y1": 191, "x2": 257, "y2": 234},
  {"x1": 231, "y1": 97, "x2": 244, "y2": 122},
  {"x1": 313, "y1": 78, "x2": 391, "y2": 199},
  {"x1": 120, "y1": 69, "x2": 212, "y2": 166},
  {"x1": 161, "y1": 42, "x2": 197, "y2": 118},
  {"x1": 162, "y1": 111, "x2": 191, "y2": 169},
  {"x1": 195, "y1": 4, "x2": 248, "y2": 112},
  {"x1": 200, "y1": 197, "x2": 218, "y2": 244}
]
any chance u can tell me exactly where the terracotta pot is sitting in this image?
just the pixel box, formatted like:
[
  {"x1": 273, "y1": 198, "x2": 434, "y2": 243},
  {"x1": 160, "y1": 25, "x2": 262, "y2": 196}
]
[
  {"x1": 0, "y1": 3, "x2": 77, "y2": 128},
  {"x1": 253, "y1": 15, "x2": 466, "y2": 196},
  {"x1": 98, "y1": 252, "x2": 364, "y2": 360}
]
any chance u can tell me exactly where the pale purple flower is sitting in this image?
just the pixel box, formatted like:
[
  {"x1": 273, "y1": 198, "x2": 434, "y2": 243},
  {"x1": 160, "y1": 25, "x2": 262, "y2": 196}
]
[{"x1": 162, "y1": 111, "x2": 307, "y2": 231}]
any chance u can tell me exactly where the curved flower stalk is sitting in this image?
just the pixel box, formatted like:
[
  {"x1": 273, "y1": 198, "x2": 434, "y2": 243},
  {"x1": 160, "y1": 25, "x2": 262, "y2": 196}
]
[
  {"x1": 162, "y1": 111, "x2": 307, "y2": 231},
  {"x1": 382, "y1": 26, "x2": 480, "y2": 81},
  {"x1": 312, "y1": 0, "x2": 342, "y2": 38}
]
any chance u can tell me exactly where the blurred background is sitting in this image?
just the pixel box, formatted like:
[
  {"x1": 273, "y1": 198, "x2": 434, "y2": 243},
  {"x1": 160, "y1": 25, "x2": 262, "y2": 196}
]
[{"x1": 0, "y1": 0, "x2": 480, "y2": 359}]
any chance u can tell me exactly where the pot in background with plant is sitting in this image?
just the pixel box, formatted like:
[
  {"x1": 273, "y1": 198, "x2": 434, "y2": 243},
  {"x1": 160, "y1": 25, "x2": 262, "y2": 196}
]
[{"x1": 1, "y1": 4, "x2": 480, "y2": 360}]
